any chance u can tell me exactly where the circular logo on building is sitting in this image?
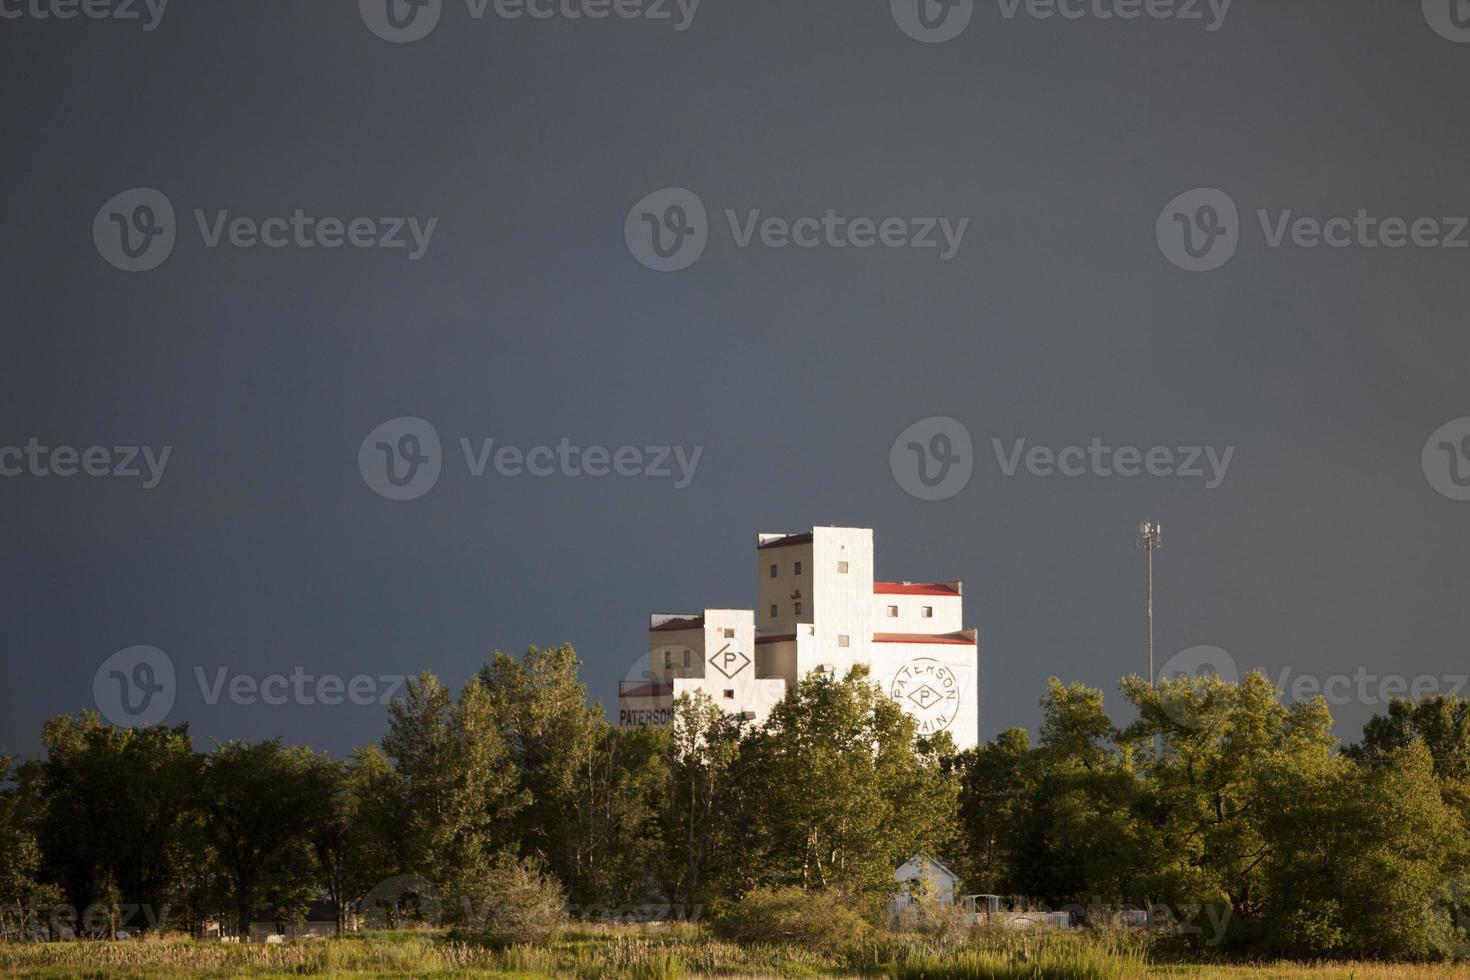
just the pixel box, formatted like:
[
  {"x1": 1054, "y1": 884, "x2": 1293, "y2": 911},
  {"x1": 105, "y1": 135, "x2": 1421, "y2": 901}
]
[
  {"x1": 890, "y1": 658, "x2": 960, "y2": 734},
  {"x1": 93, "y1": 645, "x2": 176, "y2": 727}
]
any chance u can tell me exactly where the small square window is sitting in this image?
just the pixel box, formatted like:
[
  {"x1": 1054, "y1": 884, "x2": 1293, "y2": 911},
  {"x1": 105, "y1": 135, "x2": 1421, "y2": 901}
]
[
  {"x1": 723, "y1": 628, "x2": 735, "y2": 638},
  {"x1": 838, "y1": 634, "x2": 850, "y2": 648},
  {"x1": 837, "y1": 561, "x2": 849, "y2": 574},
  {"x1": 769, "y1": 564, "x2": 777, "y2": 578},
  {"x1": 794, "y1": 561, "x2": 802, "y2": 575},
  {"x1": 770, "y1": 604, "x2": 778, "y2": 618},
  {"x1": 794, "y1": 601, "x2": 803, "y2": 615},
  {"x1": 723, "y1": 689, "x2": 735, "y2": 699},
  {"x1": 886, "y1": 605, "x2": 898, "y2": 618},
  {"x1": 921, "y1": 606, "x2": 933, "y2": 619}
]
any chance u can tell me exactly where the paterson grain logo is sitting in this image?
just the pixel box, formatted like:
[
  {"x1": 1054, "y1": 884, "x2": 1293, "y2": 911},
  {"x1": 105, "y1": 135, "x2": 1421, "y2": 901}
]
[{"x1": 891, "y1": 658, "x2": 960, "y2": 734}]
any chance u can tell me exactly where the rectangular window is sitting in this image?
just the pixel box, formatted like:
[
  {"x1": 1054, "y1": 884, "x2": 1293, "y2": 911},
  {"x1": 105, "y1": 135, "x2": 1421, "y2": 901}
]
[
  {"x1": 723, "y1": 689, "x2": 734, "y2": 699},
  {"x1": 838, "y1": 634, "x2": 850, "y2": 648},
  {"x1": 682, "y1": 649, "x2": 691, "y2": 667},
  {"x1": 794, "y1": 601, "x2": 802, "y2": 615},
  {"x1": 769, "y1": 564, "x2": 777, "y2": 578},
  {"x1": 837, "y1": 561, "x2": 849, "y2": 574},
  {"x1": 921, "y1": 606, "x2": 933, "y2": 619},
  {"x1": 723, "y1": 628, "x2": 735, "y2": 638},
  {"x1": 794, "y1": 561, "x2": 802, "y2": 575},
  {"x1": 770, "y1": 604, "x2": 778, "y2": 618},
  {"x1": 887, "y1": 605, "x2": 898, "y2": 618},
  {"x1": 664, "y1": 650, "x2": 673, "y2": 669}
]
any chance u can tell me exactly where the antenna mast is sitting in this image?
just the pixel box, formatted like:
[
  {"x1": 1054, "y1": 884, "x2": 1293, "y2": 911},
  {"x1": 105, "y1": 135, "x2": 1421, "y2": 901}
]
[{"x1": 1136, "y1": 521, "x2": 1163, "y2": 683}]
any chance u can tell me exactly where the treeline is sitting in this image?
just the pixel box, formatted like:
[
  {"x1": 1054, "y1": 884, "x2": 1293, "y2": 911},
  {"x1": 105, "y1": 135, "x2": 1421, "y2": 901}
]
[
  {"x1": 0, "y1": 647, "x2": 952, "y2": 943},
  {"x1": 1, "y1": 646, "x2": 1469, "y2": 961}
]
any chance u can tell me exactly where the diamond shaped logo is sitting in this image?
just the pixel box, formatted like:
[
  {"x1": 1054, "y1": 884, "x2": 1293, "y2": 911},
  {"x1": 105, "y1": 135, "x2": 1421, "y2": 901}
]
[
  {"x1": 905, "y1": 683, "x2": 945, "y2": 711},
  {"x1": 710, "y1": 644, "x2": 751, "y2": 679}
]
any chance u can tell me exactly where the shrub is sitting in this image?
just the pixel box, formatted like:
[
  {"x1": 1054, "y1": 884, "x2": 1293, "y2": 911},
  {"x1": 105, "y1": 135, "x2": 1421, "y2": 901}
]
[
  {"x1": 451, "y1": 852, "x2": 565, "y2": 948},
  {"x1": 713, "y1": 885, "x2": 873, "y2": 956}
]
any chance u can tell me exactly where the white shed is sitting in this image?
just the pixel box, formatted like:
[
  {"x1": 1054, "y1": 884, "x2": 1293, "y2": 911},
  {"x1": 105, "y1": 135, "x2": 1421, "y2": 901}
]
[{"x1": 891, "y1": 855, "x2": 961, "y2": 920}]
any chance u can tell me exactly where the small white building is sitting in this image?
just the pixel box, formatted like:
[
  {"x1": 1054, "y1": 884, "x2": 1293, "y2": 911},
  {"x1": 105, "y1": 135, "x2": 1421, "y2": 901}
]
[
  {"x1": 619, "y1": 526, "x2": 979, "y2": 750},
  {"x1": 892, "y1": 856, "x2": 962, "y2": 920}
]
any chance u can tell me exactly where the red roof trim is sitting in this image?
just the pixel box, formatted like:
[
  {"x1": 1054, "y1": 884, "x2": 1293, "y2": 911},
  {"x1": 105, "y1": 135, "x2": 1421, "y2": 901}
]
[
  {"x1": 872, "y1": 631, "x2": 975, "y2": 646},
  {"x1": 874, "y1": 582, "x2": 960, "y2": 596}
]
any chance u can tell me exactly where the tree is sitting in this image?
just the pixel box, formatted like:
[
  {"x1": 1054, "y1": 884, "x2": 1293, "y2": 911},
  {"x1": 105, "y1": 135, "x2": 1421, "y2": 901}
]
[
  {"x1": 721, "y1": 666, "x2": 958, "y2": 912},
  {"x1": 954, "y1": 726, "x2": 1050, "y2": 898},
  {"x1": 201, "y1": 740, "x2": 334, "y2": 939},
  {"x1": 32, "y1": 713, "x2": 201, "y2": 930},
  {"x1": 660, "y1": 691, "x2": 745, "y2": 908},
  {"x1": 383, "y1": 671, "x2": 526, "y2": 922}
]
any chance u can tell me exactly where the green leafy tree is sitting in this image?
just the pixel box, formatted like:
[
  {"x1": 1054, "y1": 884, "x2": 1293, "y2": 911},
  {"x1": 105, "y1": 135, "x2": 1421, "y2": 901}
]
[
  {"x1": 201, "y1": 740, "x2": 334, "y2": 939},
  {"x1": 383, "y1": 671, "x2": 527, "y2": 922},
  {"x1": 32, "y1": 713, "x2": 201, "y2": 928},
  {"x1": 721, "y1": 666, "x2": 958, "y2": 912}
]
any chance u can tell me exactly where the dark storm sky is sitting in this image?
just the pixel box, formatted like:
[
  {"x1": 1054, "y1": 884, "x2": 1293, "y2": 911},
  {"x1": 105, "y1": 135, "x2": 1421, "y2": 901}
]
[{"x1": 3, "y1": 0, "x2": 1468, "y2": 760}]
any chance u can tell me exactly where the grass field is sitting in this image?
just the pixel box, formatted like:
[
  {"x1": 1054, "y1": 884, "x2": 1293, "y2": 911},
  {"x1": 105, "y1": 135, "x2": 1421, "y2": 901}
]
[{"x1": 2, "y1": 925, "x2": 1468, "y2": 979}]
